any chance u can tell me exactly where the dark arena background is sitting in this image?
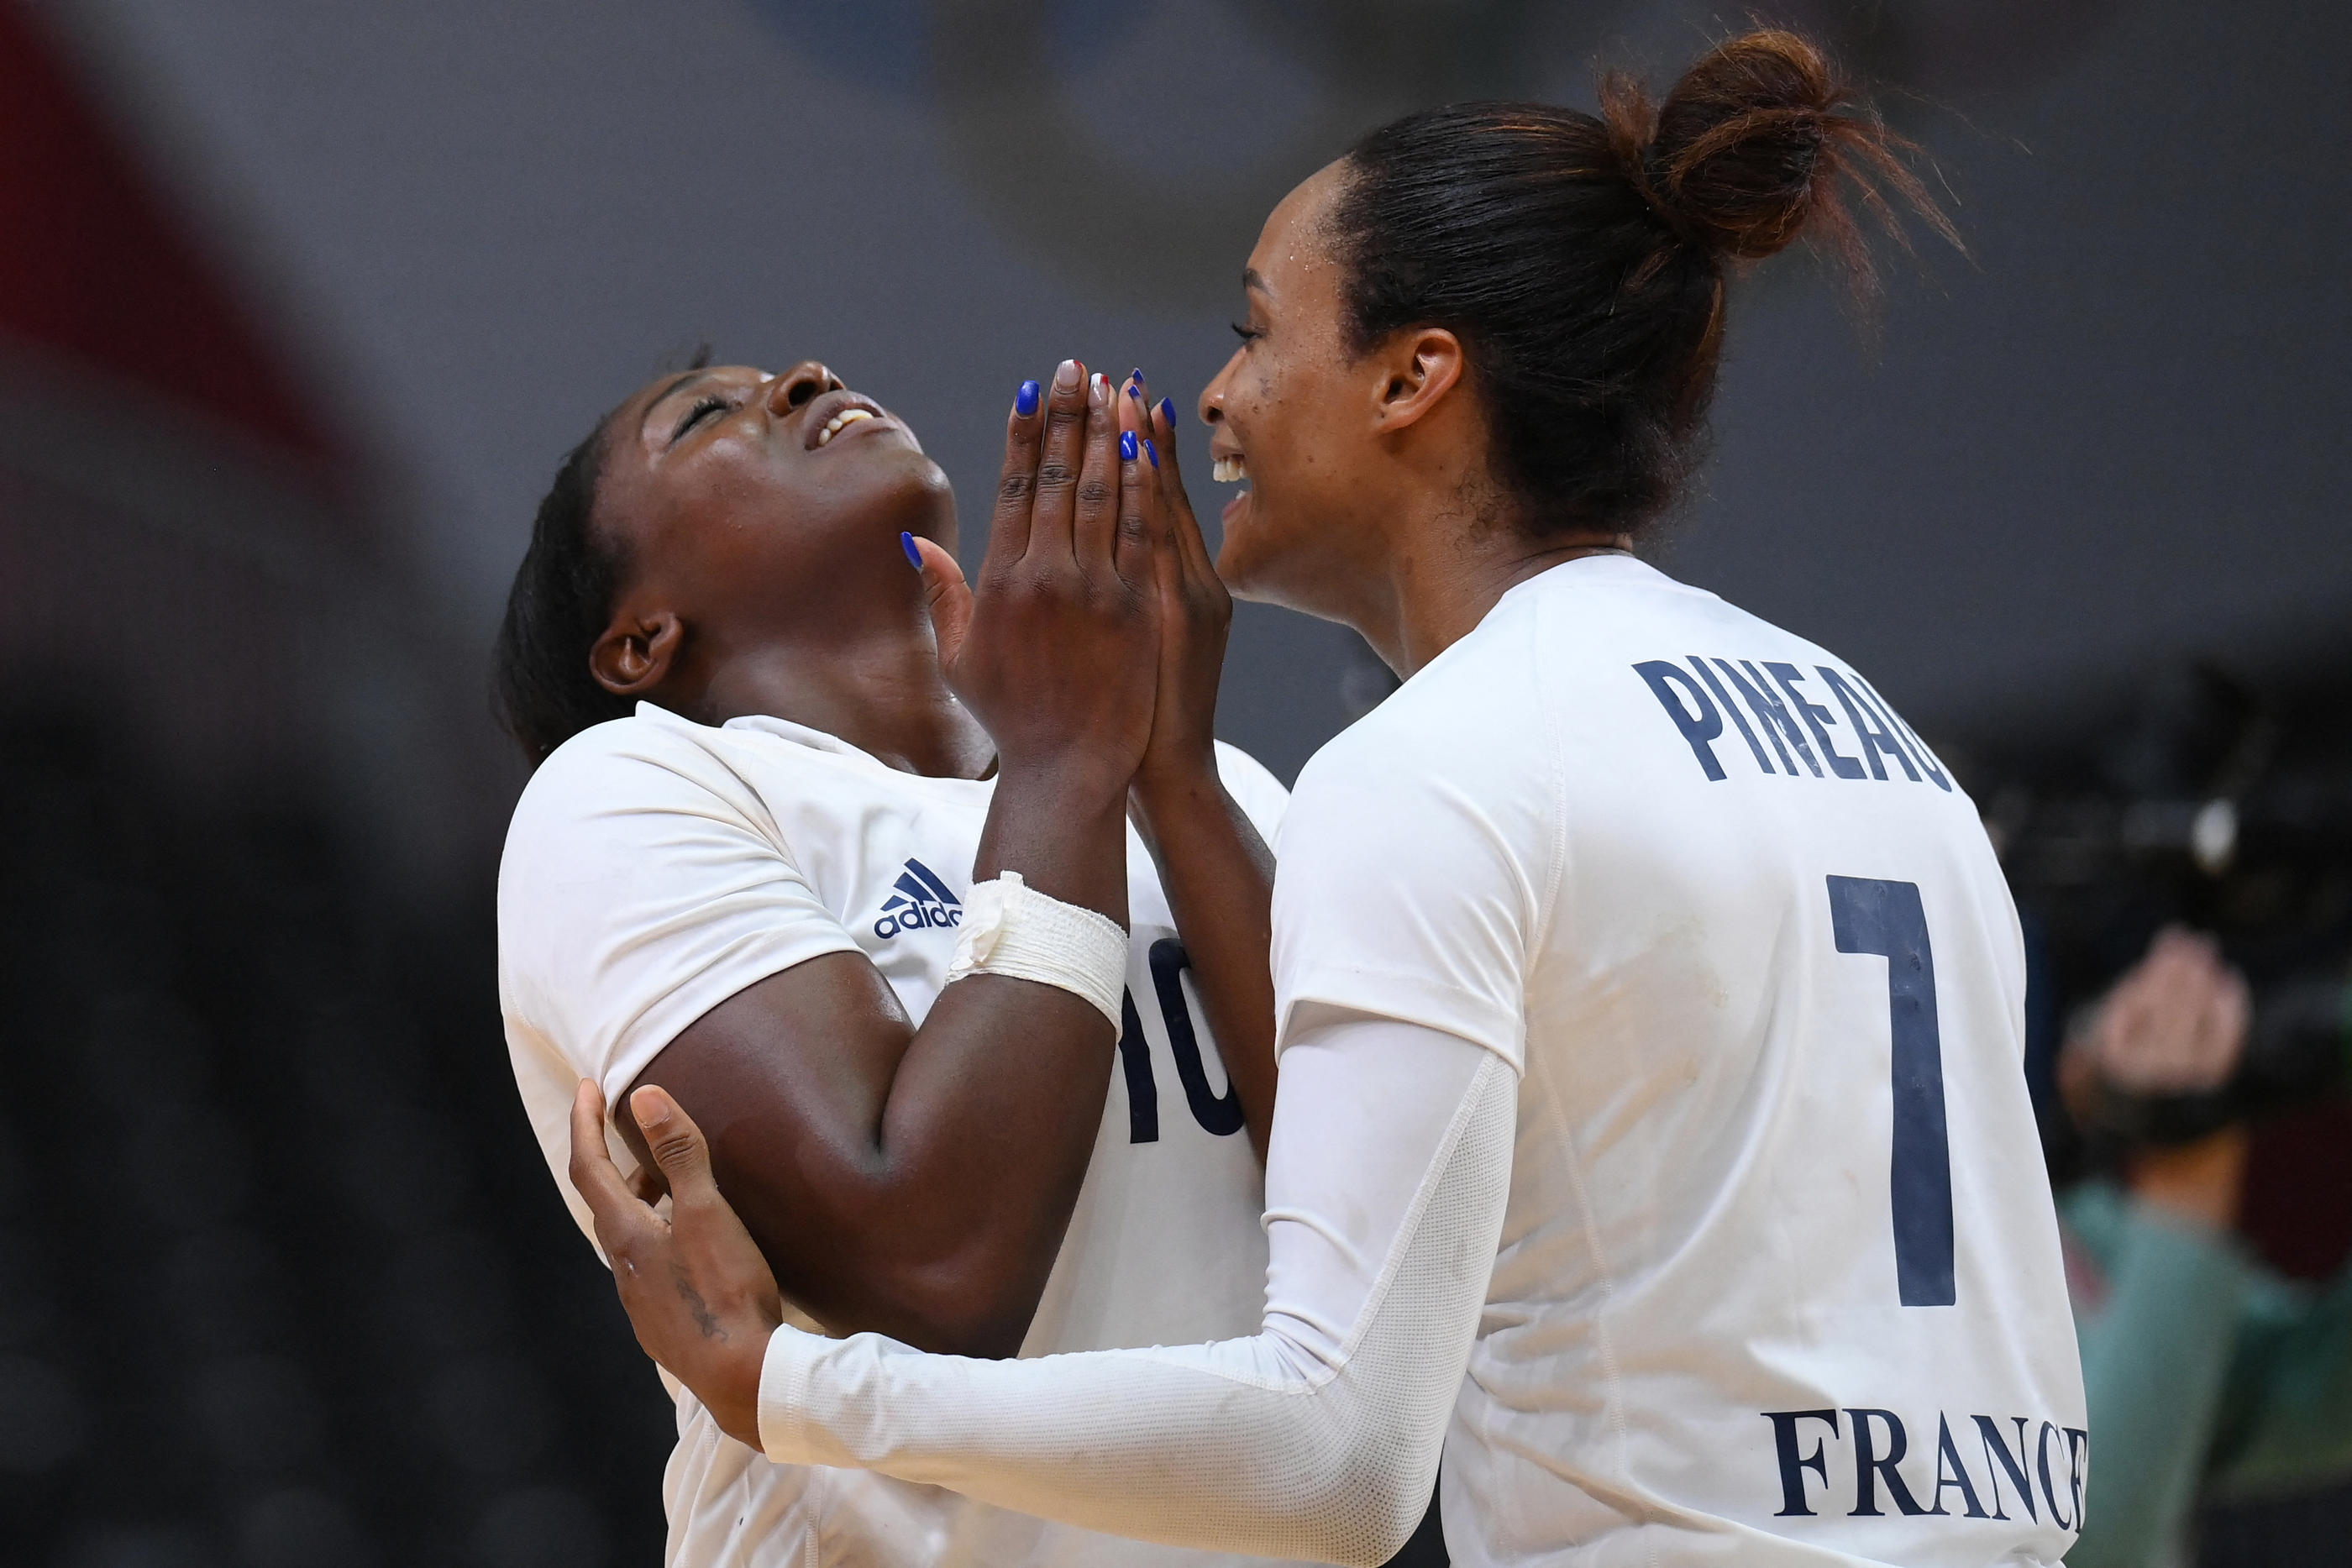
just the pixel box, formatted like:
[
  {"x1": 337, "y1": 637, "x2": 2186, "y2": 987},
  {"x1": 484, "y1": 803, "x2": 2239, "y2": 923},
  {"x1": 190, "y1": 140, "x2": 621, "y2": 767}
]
[{"x1": 1, "y1": 2, "x2": 2346, "y2": 1564}]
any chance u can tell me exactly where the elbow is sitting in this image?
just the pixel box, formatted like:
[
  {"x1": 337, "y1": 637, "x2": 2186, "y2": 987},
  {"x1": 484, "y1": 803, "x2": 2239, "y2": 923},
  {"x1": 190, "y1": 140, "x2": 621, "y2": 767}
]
[
  {"x1": 847, "y1": 1256, "x2": 1042, "y2": 1361},
  {"x1": 895, "y1": 1305, "x2": 1029, "y2": 1361},
  {"x1": 1315, "y1": 1431, "x2": 1440, "y2": 1567}
]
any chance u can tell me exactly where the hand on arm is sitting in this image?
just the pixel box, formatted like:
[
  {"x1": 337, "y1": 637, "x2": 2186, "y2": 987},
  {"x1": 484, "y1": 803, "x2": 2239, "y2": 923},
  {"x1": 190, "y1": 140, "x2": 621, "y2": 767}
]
[
  {"x1": 624, "y1": 363, "x2": 1162, "y2": 1358},
  {"x1": 573, "y1": 1011, "x2": 1515, "y2": 1565},
  {"x1": 1114, "y1": 372, "x2": 1280, "y2": 1159}
]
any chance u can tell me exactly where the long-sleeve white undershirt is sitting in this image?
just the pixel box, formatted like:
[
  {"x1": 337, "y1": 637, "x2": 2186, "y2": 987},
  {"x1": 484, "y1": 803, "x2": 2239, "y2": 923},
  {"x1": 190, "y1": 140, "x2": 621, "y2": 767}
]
[{"x1": 756, "y1": 1008, "x2": 1517, "y2": 1566}]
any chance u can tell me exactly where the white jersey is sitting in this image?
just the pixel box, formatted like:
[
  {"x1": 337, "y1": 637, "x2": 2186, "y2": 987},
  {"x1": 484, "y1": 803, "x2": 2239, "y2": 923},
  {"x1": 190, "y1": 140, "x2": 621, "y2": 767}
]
[
  {"x1": 748, "y1": 555, "x2": 2086, "y2": 1568},
  {"x1": 1318, "y1": 554, "x2": 2090, "y2": 1561},
  {"x1": 496, "y1": 703, "x2": 1293, "y2": 1568}
]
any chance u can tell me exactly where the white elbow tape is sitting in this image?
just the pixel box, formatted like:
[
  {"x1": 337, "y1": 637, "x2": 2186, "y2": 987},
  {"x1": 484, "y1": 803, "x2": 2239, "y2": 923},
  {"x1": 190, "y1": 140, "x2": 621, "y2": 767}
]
[{"x1": 944, "y1": 871, "x2": 1127, "y2": 1030}]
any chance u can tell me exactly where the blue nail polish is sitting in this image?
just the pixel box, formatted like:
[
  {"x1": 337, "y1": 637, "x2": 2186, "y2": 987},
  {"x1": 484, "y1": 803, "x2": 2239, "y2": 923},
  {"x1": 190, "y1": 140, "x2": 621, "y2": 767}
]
[
  {"x1": 1158, "y1": 397, "x2": 1177, "y2": 425},
  {"x1": 1015, "y1": 380, "x2": 1040, "y2": 417},
  {"x1": 1143, "y1": 438, "x2": 1158, "y2": 469},
  {"x1": 1119, "y1": 430, "x2": 1138, "y2": 462},
  {"x1": 900, "y1": 532, "x2": 921, "y2": 569},
  {"x1": 1129, "y1": 368, "x2": 1143, "y2": 385}
]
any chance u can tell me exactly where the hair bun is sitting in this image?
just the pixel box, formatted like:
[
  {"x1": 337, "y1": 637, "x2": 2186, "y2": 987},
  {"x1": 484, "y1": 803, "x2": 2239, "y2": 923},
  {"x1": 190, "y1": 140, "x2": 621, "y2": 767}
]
[{"x1": 1601, "y1": 30, "x2": 1955, "y2": 288}]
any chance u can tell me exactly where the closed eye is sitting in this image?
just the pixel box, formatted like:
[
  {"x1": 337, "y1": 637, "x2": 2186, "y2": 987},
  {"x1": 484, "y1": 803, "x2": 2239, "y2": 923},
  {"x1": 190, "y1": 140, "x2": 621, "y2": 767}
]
[
  {"x1": 1229, "y1": 322, "x2": 1263, "y2": 343},
  {"x1": 671, "y1": 394, "x2": 732, "y2": 443}
]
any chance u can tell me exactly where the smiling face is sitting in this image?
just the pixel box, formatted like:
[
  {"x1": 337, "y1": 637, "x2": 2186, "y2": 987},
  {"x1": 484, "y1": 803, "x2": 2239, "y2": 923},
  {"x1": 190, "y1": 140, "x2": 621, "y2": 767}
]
[
  {"x1": 1199, "y1": 163, "x2": 1400, "y2": 622},
  {"x1": 586, "y1": 359, "x2": 954, "y2": 700}
]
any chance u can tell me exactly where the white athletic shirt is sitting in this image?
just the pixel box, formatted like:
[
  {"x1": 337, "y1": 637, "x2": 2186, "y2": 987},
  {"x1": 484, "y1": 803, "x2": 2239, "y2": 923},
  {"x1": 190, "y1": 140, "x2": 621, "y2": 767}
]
[
  {"x1": 496, "y1": 703, "x2": 1294, "y2": 1568},
  {"x1": 753, "y1": 555, "x2": 2088, "y2": 1567}
]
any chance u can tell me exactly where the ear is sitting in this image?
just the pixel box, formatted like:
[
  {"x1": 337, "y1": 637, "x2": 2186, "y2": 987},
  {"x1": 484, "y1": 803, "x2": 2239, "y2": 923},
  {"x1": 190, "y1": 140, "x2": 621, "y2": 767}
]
[
  {"x1": 590, "y1": 611, "x2": 686, "y2": 696},
  {"x1": 1368, "y1": 328, "x2": 1466, "y2": 434}
]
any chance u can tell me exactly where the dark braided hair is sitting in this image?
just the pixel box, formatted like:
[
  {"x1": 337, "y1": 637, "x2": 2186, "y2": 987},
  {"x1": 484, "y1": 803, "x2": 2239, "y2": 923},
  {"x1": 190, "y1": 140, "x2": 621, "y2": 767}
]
[
  {"x1": 491, "y1": 422, "x2": 636, "y2": 765},
  {"x1": 1330, "y1": 30, "x2": 1956, "y2": 538}
]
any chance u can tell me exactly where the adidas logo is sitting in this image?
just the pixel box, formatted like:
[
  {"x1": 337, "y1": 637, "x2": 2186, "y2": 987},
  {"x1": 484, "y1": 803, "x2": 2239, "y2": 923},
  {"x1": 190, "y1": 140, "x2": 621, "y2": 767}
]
[{"x1": 873, "y1": 858, "x2": 963, "y2": 940}]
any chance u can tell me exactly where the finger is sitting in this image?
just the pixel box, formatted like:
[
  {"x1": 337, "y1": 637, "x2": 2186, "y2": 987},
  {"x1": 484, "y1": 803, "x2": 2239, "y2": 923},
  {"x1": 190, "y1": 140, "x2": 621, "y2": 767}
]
[
  {"x1": 1070, "y1": 369, "x2": 1121, "y2": 567},
  {"x1": 1119, "y1": 375, "x2": 1184, "y2": 591},
  {"x1": 627, "y1": 1161, "x2": 670, "y2": 1207},
  {"x1": 984, "y1": 375, "x2": 1047, "y2": 568},
  {"x1": 2202, "y1": 965, "x2": 2254, "y2": 1078},
  {"x1": 907, "y1": 534, "x2": 974, "y2": 671},
  {"x1": 1028, "y1": 358, "x2": 1089, "y2": 564},
  {"x1": 570, "y1": 1079, "x2": 658, "y2": 1249},
  {"x1": 1114, "y1": 404, "x2": 1156, "y2": 590},
  {"x1": 631, "y1": 1084, "x2": 723, "y2": 1211},
  {"x1": 1142, "y1": 385, "x2": 1218, "y2": 582}
]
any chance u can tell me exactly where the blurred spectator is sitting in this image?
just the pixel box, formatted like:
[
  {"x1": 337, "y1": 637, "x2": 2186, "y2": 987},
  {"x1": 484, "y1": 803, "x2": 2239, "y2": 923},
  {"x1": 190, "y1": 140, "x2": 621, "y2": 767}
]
[{"x1": 2058, "y1": 929, "x2": 2352, "y2": 1566}]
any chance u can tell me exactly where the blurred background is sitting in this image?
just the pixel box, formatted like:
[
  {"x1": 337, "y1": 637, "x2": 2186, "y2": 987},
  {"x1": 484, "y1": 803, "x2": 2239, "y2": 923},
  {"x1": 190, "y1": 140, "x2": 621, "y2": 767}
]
[{"x1": 0, "y1": 0, "x2": 2344, "y2": 1563}]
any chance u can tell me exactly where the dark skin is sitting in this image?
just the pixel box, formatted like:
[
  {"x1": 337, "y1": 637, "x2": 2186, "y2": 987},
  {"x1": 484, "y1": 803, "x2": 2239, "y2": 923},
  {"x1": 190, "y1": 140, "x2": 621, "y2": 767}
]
[
  {"x1": 579, "y1": 354, "x2": 1275, "y2": 1384},
  {"x1": 574, "y1": 164, "x2": 1635, "y2": 1445}
]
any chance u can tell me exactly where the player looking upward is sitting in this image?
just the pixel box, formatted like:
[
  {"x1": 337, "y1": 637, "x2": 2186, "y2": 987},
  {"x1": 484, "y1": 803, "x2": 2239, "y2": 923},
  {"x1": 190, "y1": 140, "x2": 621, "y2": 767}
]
[
  {"x1": 496, "y1": 357, "x2": 1294, "y2": 1566},
  {"x1": 575, "y1": 30, "x2": 2088, "y2": 1568}
]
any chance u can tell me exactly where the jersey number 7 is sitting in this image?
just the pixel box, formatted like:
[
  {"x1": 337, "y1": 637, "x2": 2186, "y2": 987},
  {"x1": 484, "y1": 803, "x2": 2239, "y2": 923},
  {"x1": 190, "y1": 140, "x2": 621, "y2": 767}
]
[{"x1": 1829, "y1": 876, "x2": 1956, "y2": 1308}]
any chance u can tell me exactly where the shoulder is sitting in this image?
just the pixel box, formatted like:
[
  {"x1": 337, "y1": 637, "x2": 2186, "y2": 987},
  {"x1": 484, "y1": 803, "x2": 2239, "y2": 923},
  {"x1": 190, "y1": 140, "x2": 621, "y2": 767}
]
[
  {"x1": 512, "y1": 705, "x2": 778, "y2": 824},
  {"x1": 501, "y1": 707, "x2": 784, "y2": 885},
  {"x1": 1296, "y1": 627, "x2": 1546, "y2": 808},
  {"x1": 528, "y1": 705, "x2": 738, "y2": 790}
]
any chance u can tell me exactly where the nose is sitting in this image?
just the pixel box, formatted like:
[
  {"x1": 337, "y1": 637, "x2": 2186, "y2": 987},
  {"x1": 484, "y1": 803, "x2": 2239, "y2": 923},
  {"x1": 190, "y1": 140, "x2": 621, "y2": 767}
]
[
  {"x1": 766, "y1": 360, "x2": 843, "y2": 417},
  {"x1": 1199, "y1": 352, "x2": 1236, "y2": 427}
]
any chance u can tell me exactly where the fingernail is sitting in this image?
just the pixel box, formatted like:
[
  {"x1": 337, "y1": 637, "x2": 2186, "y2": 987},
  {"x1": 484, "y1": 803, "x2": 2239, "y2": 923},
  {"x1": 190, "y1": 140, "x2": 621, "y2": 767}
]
[
  {"x1": 1016, "y1": 380, "x2": 1039, "y2": 417},
  {"x1": 1054, "y1": 359, "x2": 1081, "y2": 390},
  {"x1": 1143, "y1": 438, "x2": 1158, "y2": 468},
  {"x1": 633, "y1": 1087, "x2": 670, "y2": 1126},
  {"x1": 900, "y1": 531, "x2": 921, "y2": 569},
  {"x1": 1120, "y1": 430, "x2": 1138, "y2": 462},
  {"x1": 1090, "y1": 372, "x2": 1110, "y2": 401},
  {"x1": 1158, "y1": 397, "x2": 1177, "y2": 426},
  {"x1": 1129, "y1": 368, "x2": 1143, "y2": 385},
  {"x1": 1127, "y1": 384, "x2": 1143, "y2": 403}
]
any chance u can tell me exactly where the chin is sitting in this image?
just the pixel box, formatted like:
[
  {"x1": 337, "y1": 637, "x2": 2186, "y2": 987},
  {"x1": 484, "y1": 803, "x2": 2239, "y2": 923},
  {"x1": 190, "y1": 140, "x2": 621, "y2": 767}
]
[
  {"x1": 1221, "y1": 520, "x2": 1364, "y2": 630},
  {"x1": 879, "y1": 452, "x2": 957, "y2": 542},
  {"x1": 1218, "y1": 524, "x2": 1311, "y2": 615}
]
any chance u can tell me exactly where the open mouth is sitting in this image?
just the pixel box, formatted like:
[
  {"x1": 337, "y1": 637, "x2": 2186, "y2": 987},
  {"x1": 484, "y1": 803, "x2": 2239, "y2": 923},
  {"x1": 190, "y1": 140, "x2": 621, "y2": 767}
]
[
  {"x1": 816, "y1": 408, "x2": 877, "y2": 448},
  {"x1": 1211, "y1": 454, "x2": 1247, "y2": 484}
]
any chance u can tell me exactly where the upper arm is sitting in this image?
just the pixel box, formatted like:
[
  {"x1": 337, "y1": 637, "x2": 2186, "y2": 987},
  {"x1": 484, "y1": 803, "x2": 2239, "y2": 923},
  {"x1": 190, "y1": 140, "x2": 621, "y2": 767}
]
[
  {"x1": 1270, "y1": 725, "x2": 1545, "y2": 1066},
  {"x1": 1212, "y1": 740, "x2": 1291, "y2": 847},
  {"x1": 500, "y1": 726, "x2": 862, "y2": 1114},
  {"x1": 619, "y1": 952, "x2": 925, "y2": 1297},
  {"x1": 506, "y1": 724, "x2": 1106, "y2": 1356}
]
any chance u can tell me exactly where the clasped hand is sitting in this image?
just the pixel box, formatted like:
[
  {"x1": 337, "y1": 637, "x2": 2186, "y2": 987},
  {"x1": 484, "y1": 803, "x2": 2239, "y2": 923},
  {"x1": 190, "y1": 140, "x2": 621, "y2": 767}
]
[{"x1": 906, "y1": 361, "x2": 1231, "y2": 800}]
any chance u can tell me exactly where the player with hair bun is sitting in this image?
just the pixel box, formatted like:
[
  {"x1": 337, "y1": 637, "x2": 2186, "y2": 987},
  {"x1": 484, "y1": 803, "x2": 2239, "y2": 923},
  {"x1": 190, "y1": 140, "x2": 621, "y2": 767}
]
[{"x1": 575, "y1": 32, "x2": 2086, "y2": 1567}]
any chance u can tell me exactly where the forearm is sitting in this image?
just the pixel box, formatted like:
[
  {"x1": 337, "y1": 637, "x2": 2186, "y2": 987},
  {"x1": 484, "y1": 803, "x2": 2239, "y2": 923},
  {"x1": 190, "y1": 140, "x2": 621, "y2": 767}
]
[
  {"x1": 814, "y1": 772, "x2": 1131, "y2": 1340},
  {"x1": 977, "y1": 761, "x2": 1133, "y2": 920},
  {"x1": 2202, "y1": 1256, "x2": 2352, "y2": 1496},
  {"x1": 758, "y1": 1018, "x2": 1514, "y2": 1566},
  {"x1": 655, "y1": 774, "x2": 1137, "y2": 1356},
  {"x1": 1131, "y1": 766, "x2": 1278, "y2": 1157},
  {"x1": 827, "y1": 977, "x2": 1118, "y2": 1351}
]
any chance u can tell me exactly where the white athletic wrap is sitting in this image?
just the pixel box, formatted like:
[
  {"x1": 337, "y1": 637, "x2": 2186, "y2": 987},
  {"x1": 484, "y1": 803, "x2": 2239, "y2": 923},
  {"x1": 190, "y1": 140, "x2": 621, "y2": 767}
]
[{"x1": 944, "y1": 870, "x2": 1128, "y2": 1030}]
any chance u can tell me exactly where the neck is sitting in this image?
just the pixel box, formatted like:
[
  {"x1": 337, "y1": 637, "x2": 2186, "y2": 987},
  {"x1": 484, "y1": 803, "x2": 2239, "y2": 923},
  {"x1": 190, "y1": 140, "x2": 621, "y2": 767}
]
[
  {"x1": 687, "y1": 616, "x2": 994, "y2": 780},
  {"x1": 1357, "y1": 515, "x2": 1630, "y2": 679}
]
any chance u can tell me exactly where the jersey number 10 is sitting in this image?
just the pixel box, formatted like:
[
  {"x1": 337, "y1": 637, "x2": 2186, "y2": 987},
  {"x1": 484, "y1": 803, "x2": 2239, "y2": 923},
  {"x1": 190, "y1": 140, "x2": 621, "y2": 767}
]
[
  {"x1": 1116, "y1": 940, "x2": 1247, "y2": 1142},
  {"x1": 1829, "y1": 876, "x2": 1956, "y2": 1308}
]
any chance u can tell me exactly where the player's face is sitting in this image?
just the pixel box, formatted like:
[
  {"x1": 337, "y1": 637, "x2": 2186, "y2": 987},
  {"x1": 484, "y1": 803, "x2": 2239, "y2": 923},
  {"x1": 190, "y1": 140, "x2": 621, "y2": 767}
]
[
  {"x1": 593, "y1": 360, "x2": 954, "y2": 635},
  {"x1": 1199, "y1": 164, "x2": 1394, "y2": 621}
]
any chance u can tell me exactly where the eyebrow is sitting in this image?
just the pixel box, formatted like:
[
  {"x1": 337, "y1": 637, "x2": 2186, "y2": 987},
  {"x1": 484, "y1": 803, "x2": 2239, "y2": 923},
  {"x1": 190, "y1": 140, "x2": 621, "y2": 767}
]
[
  {"x1": 640, "y1": 370, "x2": 717, "y2": 440},
  {"x1": 1242, "y1": 269, "x2": 1268, "y2": 296}
]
